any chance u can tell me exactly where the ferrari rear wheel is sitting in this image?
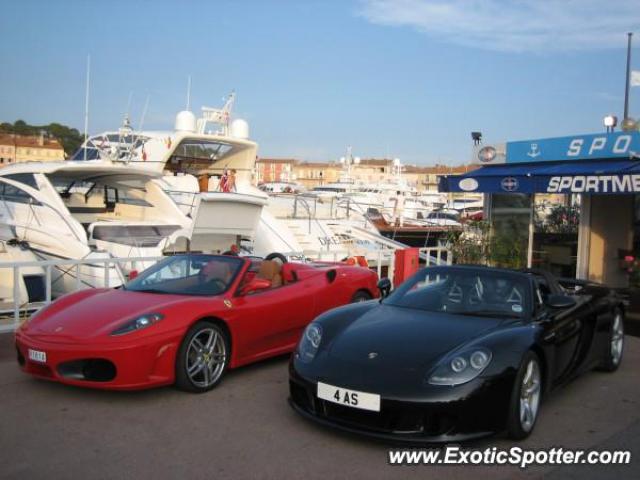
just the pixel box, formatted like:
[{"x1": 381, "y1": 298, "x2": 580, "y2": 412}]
[
  {"x1": 351, "y1": 290, "x2": 372, "y2": 303},
  {"x1": 599, "y1": 310, "x2": 624, "y2": 372},
  {"x1": 175, "y1": 321, "x2": 229, "y2": 393},
  {"x1": 507, "y1": 351, "x2": 542, "y2": 440}
]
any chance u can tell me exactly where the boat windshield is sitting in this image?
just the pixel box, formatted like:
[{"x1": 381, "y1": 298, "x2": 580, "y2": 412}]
[
  {"x1": 166, "y1": 139, "x2": 234, "y2": 173},
  {"x1": 383, "y1": 267, "x2": 530, "y2": 318},
  {"x1": 126, "y1": 255, "x2": 244, "y2": 296}
]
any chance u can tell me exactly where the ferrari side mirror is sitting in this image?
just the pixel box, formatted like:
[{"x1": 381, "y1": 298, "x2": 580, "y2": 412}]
[
  {"x1": 239, "y1": 277, "x2": 272, "y2": 296},
  {"x1": 377, "y1": 278, "x2": 392, "y2": 298},
  {"x1": 545, "y1": 294, "x2": 576, "y2": 309}
]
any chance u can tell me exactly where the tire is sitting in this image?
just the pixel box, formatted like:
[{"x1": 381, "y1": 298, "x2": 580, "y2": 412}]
[
  {"x1": 506, "y1": 351, "x2": 543, "y2": 440},
  {"x1": 265, "y1": 252, "x2": 288, "y2": 264},
  {"x1": 351, "y1": 290, "x2": 372, "y2": 303},
  {"x1": 175, "y1": 321, "x2": 230, "y2": 393},
  {"x1": 599, "y1": 309, "x2": 624, "y2": 372}
]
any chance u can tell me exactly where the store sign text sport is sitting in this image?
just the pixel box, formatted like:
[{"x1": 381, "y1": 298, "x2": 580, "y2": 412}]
[{"x1": 546, "y1": 175, "x2": 640, "y2": 193}]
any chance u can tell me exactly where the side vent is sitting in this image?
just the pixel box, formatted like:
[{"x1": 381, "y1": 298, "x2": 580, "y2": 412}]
[{"x1": 326, "y1": 269, "x2": 337, "y2": 283}]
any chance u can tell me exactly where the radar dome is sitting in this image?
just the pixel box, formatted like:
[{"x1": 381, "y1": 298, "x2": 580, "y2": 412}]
[
  {"x1": 175, "y1": 110, "x2": 197, "y2": 132},
  {"x1": 230, "y1": 119, "x2": 250, "y2": 139}
]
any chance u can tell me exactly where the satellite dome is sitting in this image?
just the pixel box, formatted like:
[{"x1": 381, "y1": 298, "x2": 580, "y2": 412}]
[
  {"x1": 175, "y1": 110, "x2": 197, "y2": 132},
  {"x1": 230, "y1": 118, "x2": 249, "y2": 139}
]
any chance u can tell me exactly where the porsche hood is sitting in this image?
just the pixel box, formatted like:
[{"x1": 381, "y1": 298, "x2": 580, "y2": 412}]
[{"x1": 325, "y1": 304, "x2": 505, "y2": 370}]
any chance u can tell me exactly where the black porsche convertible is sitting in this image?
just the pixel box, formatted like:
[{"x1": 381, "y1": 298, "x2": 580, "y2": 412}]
[{"x1": 289, "y1": 266, "x2": 625, "y2": 442}]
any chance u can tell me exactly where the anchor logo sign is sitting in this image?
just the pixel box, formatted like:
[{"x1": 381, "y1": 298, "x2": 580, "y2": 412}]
[{"x1": 527, "y1": 143, "x2": 541, "y2": 158}]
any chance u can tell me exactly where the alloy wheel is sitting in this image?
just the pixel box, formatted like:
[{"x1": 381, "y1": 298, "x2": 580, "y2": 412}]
[
  {"x1": 519, "y1": 359, "x2": 541, "y2": 432},
  {"x1": 186, "y1": 328, "x2": 227, "y2": 388},
  {"x1": 611, "y1": 313, "x2": 624, "y2": 366}
]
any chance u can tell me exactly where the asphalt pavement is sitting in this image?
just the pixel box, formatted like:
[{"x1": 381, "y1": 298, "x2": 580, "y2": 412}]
[{"x1": 0, "y1": 333, "x2": 638, "y2": 480}]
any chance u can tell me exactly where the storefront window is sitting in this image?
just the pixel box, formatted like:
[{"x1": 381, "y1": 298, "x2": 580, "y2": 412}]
[
  {"x1": 489, "y1": 193, "x2": 531, "y2": 269},
  {"x1": 532, "y1": 194, "x2": 579, "y2": 278}
]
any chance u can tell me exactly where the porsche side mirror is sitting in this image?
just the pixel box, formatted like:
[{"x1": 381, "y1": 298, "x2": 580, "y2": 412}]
[
  {"x1": 377, "y1": 278, "x2": 392, "y2": 298},
  {"x1": 239, "y1": 277, "x2": 271, "y2": 296},
  {"x1": 545, "y1": 294, "x2": 576, "y2": 309},
  {"x1": 128, "y1": 270, "x2": 139, "y2": 280}
]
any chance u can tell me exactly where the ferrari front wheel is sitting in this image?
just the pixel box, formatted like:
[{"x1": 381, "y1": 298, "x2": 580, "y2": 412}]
[
  {"x1": 507, "y1": 351, "x2": 542, "y2": 440},
  {"x1": 175, "y1": 321, "x2": 229, "y2": 393}
]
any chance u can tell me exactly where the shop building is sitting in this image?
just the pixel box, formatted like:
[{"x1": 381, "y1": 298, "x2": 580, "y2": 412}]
[
  {"x1": 0, "y1": 133, "x2": 65, "y2": 166},
  {"x1": 439, "y1": 131, "x2": 640, "y2": 289}
]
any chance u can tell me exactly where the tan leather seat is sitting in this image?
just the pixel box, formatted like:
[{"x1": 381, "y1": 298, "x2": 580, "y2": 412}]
[{"x1": 257, "y1": 260, "x2": 282, "y2": 288}]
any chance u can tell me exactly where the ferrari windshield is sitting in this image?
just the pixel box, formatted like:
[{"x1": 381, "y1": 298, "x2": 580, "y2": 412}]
[
  {"x1": 384, "y1": 267, "x2": 531, "y2": 318},
  {"x1": 125, "y1": 255, "x2": 243, "y2": 296}
]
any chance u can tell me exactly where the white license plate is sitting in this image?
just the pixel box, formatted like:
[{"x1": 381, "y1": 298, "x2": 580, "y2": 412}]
[
  {"x1": 28, "y1": 349, "x2": 47, "y2": 363},
  {"x1": 317, "y1": 382, "x2": 381, "y2": 412}
]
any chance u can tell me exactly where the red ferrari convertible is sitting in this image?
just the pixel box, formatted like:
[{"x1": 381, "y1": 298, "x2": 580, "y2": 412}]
[{"x1": 15, "y1": 254, "x2": 379, "y2": 392}]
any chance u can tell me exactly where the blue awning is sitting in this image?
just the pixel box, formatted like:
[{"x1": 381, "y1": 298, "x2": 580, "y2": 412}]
[{"x1": 439, "y1": 159, "x2": 640, "y2": 194}]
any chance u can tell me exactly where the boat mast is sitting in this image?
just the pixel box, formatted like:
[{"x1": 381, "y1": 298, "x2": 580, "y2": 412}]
[
  {"x1": 186, "y1": 75, "x2": 192, "y2": 111},
  {"x1": 138, "y1": 94, "x2": 150, "y2": 131},
  {"x1": 83, "y1": 54, "x2": 91, "y2": 161}
]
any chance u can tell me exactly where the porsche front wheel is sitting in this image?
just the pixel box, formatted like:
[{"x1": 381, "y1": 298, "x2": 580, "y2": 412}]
[
  {"x1": 175, "y1": 321, "x2": 230, "y2": 393},
  {"x1": 507, "y1": 351, "x2": 542, "y2": 440}
]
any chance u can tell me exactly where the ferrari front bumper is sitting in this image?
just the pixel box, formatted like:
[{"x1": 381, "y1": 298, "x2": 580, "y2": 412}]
[{"x1": 15, "y1": 329, "x2": 182, "y2": 390}]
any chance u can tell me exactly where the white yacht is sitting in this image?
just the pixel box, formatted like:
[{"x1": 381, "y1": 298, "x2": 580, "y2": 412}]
[
  {"x1": 71, "y1": 93, "x2": 268, "y2": 254},
  {"x1": 0, "y1": 162, "x2": 191, "y2": 296},
  {"x1": 0, "y1": 233, "x2": 45, "y2": 314}
]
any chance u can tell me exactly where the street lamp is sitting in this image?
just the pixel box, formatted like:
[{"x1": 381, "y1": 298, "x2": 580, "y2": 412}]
[{"x1": 621, "y1": 117, "x2": 638, "y2": 132}]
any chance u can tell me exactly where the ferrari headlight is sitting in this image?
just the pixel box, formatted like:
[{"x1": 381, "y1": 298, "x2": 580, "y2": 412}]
[
  {"x1": 111, "y1": 313, "x2": 164, "y2": 336},
  {"x1": 428, "y1": 347, "x2": 492, "y2": 386},
  {"x1": 297, "y1": 323, "x2": 322, "y2": 363}
]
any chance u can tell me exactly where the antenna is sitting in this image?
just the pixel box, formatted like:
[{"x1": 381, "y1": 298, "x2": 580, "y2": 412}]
[
  {"x1": 186, "y1": 75, "x2": 192, "y2": 111},
  {"x1": 138, "y1": 94, "x2": 150, "y2": 131},
  {"x1": 83, "y1": 54, "x2": 91, "y2": 161},
  {"x1": 125, "y1": 91, "x2": 133, "y2": 117}
]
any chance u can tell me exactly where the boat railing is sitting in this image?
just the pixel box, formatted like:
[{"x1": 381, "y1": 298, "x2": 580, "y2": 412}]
[
  {"x1": 0, "y1": 255, "x2": 163, "y2": 333},
  {"x1": 0, "y1": 246, "x2": 453, "y2": 333},
  {"x1": 280, "y1": 245, "x2": 452, "y2": 283}
]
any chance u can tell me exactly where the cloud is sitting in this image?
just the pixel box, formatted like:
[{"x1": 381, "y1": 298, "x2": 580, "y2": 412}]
[{"x1": 357, "y1": 0, "x2": 640, "y2": 53}]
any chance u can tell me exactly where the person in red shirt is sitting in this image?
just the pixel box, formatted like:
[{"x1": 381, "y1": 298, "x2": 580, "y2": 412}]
[{"x1": 218, "y1": 169, "x2": 230, "y2": 192}]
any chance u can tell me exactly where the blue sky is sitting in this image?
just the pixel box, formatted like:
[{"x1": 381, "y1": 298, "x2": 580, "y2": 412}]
[{"x1": 1, "y1": 0, "x2": 639, "y2": 165}]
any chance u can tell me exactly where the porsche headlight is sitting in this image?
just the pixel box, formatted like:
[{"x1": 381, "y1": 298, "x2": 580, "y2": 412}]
[
  {"x1": 428, "y1": 347, "x2": 492, "y2": 386},
  {"x1": 111, "y1": 313, "x2": 164, "y2": 336},
  {"x1": 297, "y1": 323, "x2": 322, "y2": 363}
]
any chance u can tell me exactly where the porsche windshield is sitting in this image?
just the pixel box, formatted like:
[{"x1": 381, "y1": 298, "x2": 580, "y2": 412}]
[
  {"x1": 125, "y1": 255, "x2": 243, "y2": 296},
  {"x1": 384, "y1": 267, "x2": 530, "y2": 318}
]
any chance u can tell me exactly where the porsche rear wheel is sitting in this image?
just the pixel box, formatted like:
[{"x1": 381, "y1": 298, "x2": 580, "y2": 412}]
[
  {"x1": 507, "y1": 351, "x2": 542, "y2": 440},
  {"x1": 599, "y1": 309, "x2": 624, "y2": 372},
  {"x1": 175, "y1": 321, "x2": 229, "y2": 393}
]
